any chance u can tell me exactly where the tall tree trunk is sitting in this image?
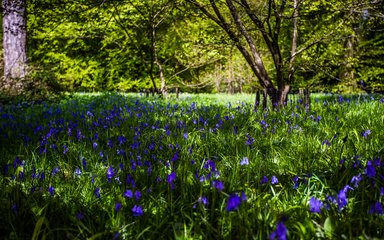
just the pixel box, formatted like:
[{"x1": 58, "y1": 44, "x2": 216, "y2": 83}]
[
  {"x1": 2, "y1": 0, "x2": 27, "y2": 95},
  {"x1": 149, "y1": 8, "x2": 158, "y2": 95},
  {"x1": 340, "y1": 35, "x2": 355, "y2": 90},
  {"x1": 281, "y1": 0, "x2": 299, "y2": 106},
  {"x1": 228, "y1": 46, "x2": 234, "y2": 94}
]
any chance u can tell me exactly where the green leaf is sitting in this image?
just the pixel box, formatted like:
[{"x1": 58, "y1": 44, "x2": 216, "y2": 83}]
[{"x1": 324, "y1": 216, "x2": 336, "y2": 238}]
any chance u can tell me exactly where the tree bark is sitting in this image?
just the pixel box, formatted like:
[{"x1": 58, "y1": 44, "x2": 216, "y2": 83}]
[{"x1": 2, "y1": 0, "x2": 27, "y2": 95}]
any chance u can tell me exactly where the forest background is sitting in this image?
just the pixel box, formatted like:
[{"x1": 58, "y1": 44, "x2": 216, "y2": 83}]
[{"x1": 1, "y1": 0, "x2": 383, "y2": 99}]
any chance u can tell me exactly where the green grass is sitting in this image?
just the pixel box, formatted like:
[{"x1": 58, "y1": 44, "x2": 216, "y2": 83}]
[{"x1": 0, "y1": 92, "x2": 383, "y2": 239}]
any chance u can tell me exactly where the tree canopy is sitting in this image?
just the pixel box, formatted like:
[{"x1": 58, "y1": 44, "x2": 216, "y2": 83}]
[{"x1": 1, "y1": 0, "x2": 383, "y2": 98}]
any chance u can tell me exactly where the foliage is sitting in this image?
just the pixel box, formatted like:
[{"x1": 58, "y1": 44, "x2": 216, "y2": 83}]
[{"x1": 1, "y1": 93, "x2": 384, "y2": 239}]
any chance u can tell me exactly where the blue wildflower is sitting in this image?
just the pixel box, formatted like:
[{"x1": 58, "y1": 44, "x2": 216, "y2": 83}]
[
  {"x1": 82, "y1": 158, "x2": 87, "y2": 170},
  {"x1": 309, "y1": 197, "x2": 323, "y2": 214},
  {"x1": 361, "y1": 130, "x2": 371, "y2": 138},
  {"x1": 117, "y1": 135, "x2": 126, "y2": 145},
  {"x1": 260, "y1": 176, "x2": 269, "y2": 185},
  {"x1": 369, "y1": 201, "x2": 383, "y2": 215},
  {"x1": 245, "y1": 134, "x2": 255, "y2": 146},
  {"x1": 113, "y1": 232, "x2": 120, "y2": 240},
  {"x1": 115, "y1": 202, "x2": 122, "y2": 212},
  {"x1": 94, "y1": 187, "x2": 101, "y2": 198},
  {"x1": 167, "y1": 172, "x2": 177, "y2": 190},
  {"x1": 337, "y1": 189, "x2": 348, "y2": 211},
  {"x1": 124, "y1": 190, "x2": 133, "y2": 198},
  {"x1": 75, "y1": 168, "x2": 82, "y2": 177},
  {"x1": 171, "y1": 152, "x2": 178, "y2": 162},
  {"x1": 240, "y1": 157, "x2": 249, "y2": 166},
  {"x1": 48, "y1": 186, "x2": 55, "y2": 196},
  {"x1": 132, "y1": 205, "x2": 144, "y2": 216},
  {"x1": 135, "y1": 191, "x2": 141, "y2": 201},
  {"x1": 212, "y1": 180, "x2": 224, "y2": 191},
  {"x1": 226, "y1": 194, "x2": 241, "y2": 212},
  {"x1": 269, "y1": 221, "x2": 288, "y2": 240},
  {"x1": 293, "y1": 176, "x2": 299, "y2": 189},
  {"x1": 366, "y1": 161, "x2": 376, "y2": 178},
  {"x1": 271, "y1": 176, "x2": 279, "y2": 185},
  {"x1": 241, "y1": 191, "x2": 247, "y2": 202},
  {"x1": 51, "y1": 167, "x2": 60, "y2": 177},
  {"x1": 76, "y1": 212, "x2": 85, "y2": 220},
  {"x1": 322, "y1": 140, "x2": 331, "y2": 146},
  {"x1": 198, "y1": 196, "x2": 209, "y2": 206},
  {"x1": 350, "y1": 174, "x2": 363, "y2": 189},
  {"x1": 63, "y1": 145, "x2": 68, "y2": 154},
  {"x1": 107, "y1": 165, "x2": 116, "y2": 182}
]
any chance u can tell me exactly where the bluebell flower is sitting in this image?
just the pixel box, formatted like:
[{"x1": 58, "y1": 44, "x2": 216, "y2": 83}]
[
  {"x1": 234, "y1": 126, "x2": 238, "y2": 135},
  {"x1": 82, "y1": 158, "x2": 87, "y2": 170},
  {"x1": 342, "y1": 185, "x2": 353, "y2": 193},
  {"x1": 167, "y1": 172, "x2": 177, "y2": 190},
  {"x1": 271, "y1": 176, "x2": 279, "y2": 185},
  {"x1": 380, "y1": 187, "x2": 384, "y2": 196},
  {"x1": 240, "y1": 157, "x2": 249, "y2": 166},
  {"x1": 63, "y1": 144, "x2": 68, "y2": 154},
  {"x1": 241, "y1": 192, "x2": 247, "y2": 202},
  {"x1": 350, "y1": 174, "x2": 362, "y2": 188},
  {"x1": 113, "y1": 232, "x2": 121, "y2": 240},
  {"x1": 198, "y1": 196, "x2": 209, "y2": 206},
  {"x1": 132, "y1": 205, "x2": 144, "y2": 216},
  {"x1": 135, "y1": 191, "x2": 141, "y2": 201},
  {"x1": 76, "y1": 212, "x2": 85, "y2": 220},
  {"x1": 337, "y1": 189, "x2": 348, "y2": 211},
  {"x1": 226, "y1": 194, "x2": 241, "y2": 212},
  {"x1": 115, "y1": 202, "x2": 122, "y2": 212},
  {"x1": 361, "y1": 130, "x2": 371, "y2": 138},
  {"x1": 51, "y1": 167, "x2": 60, "y2": 177},
  {"x1": 369, "y1": 201, "x2": 383, "y2": 215},
  {"x1": 117, "y1": 135, "x2": 126, "y2": 145},
  {"x1": 171, "y1": 152, "x2": 178, "y2": 162},
  {"x1": 309, "y1": 197, "x2": 323, "y2": 214},
  {"x1": 212, "y1": 180, "x2": 224, "y2": 191},
  {"x1": 93, "y1": 142, "x2": 98, "y2": 150},
  {"x1": 76, "y1": 129, "x2": 84, "y2": 141},
  {"x1": 107, "y1": 139, "x2": 114, "y2": 149},
  {"x1": 94, "y1": 187, "x2": 101, "y2": 198},
  {"x1": 260, "y1": 176, "x2": 268, "y2": 185},
  {"x1": 245, "y1": 134, "x2": 255, "y2": 146},
  {"x1": 260, "y1": 120, "x2": 269, "y2": 128},
  {"x1": 124, "y1": 189, "x2": 133, "y2": 198},
  {"x1": 322, "y1": 140, "x2": 331, "y2": 146},
  {"x1": 13, "y1": 157, "x2": 24, "y2": 169},
  {"x1": 39, "y1": 172, "x2": 45, "y2": 181},
  {"x1": 48, "y1": 186, "x2": 55, "y2": 196},
  {"x1": 366, "y1": 161, "x2": 376, "y2": 178},
  {"x1": 269, "y1": 221, "x2": 288, "y2": 240},
  {"x1": 75, "y1": 168, "x2": 82, "y2": 177},
  {"x1": 107, "y1": 165, "x2": 116, "y2": 182}
]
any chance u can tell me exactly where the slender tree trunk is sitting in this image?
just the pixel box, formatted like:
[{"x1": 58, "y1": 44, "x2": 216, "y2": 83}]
[
  {"x1": 228, "y1": 46, "x2": 234, "y2": 94},
  {"x1": 279, "y1": 0, "x2": 299, "y2": 106},
  {"x1": 2, "y1": 0, "x2": 27, "y2": 95},
  {"x1": 149, "y1": 10, "x2": 158, "y2": 95},
  {"x1": 340, "y1": 36, "x2": 355, "y2": 90},
  {"x1": 156, "y1": 60, "x2": 167, "y2": 97}
]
